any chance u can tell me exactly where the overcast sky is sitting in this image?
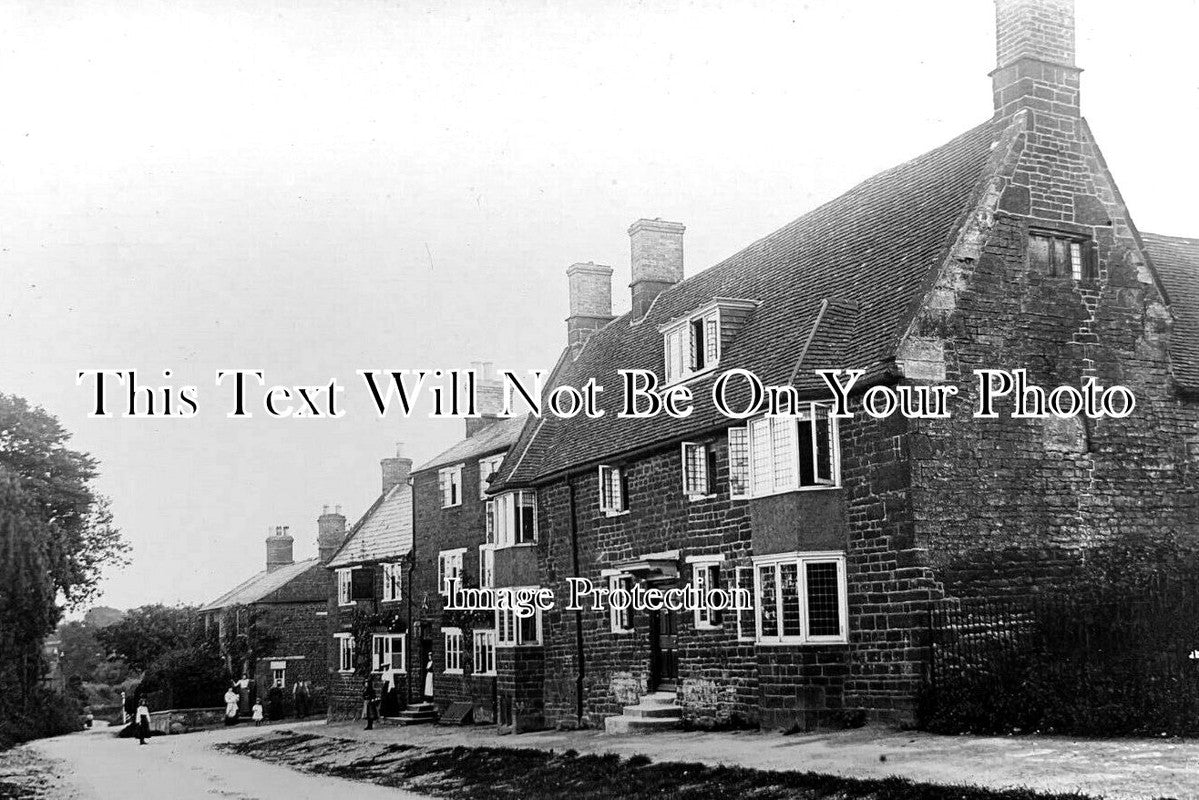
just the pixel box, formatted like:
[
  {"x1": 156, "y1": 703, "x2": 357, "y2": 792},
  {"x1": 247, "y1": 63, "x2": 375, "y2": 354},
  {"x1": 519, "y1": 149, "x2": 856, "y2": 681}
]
[{"x1": 1, "y1": 0, "x2": 1196, "y2": 612}]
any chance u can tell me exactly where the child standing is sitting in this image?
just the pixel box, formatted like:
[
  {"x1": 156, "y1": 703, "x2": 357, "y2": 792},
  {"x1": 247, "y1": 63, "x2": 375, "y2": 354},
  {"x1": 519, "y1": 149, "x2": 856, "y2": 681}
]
[{"x1": 251, "y1": 700, "x2": 264, "y2": 726}]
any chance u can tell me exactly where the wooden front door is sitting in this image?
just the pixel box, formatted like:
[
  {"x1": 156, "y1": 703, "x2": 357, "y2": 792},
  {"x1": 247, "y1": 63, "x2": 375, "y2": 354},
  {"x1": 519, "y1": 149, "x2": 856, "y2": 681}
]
[{"x1": 648, "y1": 608, "x2": 678, "y2": 692}]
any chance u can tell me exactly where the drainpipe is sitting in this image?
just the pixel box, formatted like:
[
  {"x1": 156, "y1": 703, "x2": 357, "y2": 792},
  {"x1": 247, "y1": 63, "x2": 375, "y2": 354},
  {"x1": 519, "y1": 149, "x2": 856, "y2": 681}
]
[
  {"x1": 406, "y1": 476, "x2": 416, "y2": 706},
  {"x1": 567, "y1": 478, "x2": 585, "y2": 725}
]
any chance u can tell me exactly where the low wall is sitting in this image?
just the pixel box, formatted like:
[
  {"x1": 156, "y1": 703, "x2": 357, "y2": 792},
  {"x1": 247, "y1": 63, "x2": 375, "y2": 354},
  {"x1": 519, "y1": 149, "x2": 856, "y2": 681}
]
[{"x1": 147, "y1": 707, "x2": 226, "y2": 734}]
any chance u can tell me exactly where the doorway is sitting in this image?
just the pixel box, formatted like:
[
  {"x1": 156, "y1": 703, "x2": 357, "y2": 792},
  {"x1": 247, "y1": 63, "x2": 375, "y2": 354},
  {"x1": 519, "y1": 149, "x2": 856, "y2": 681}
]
[{"x1": 648, "y1": 608, "x2": 678, "y2": 693}]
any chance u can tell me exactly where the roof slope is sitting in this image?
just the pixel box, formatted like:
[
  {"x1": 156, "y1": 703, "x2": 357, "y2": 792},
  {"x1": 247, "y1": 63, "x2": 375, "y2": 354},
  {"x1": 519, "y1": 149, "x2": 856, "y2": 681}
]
[
  {"x1": 414, "y1": 415, "x2": 527, "y2": 475},
  {"x1": 201, "y1": 558, "x2": 322, "y2": 611},
  {"x1": 326, "y1": 483, "x2": 413, "y2": 568},
  {"x1": 497, "y1": 120, "x2": 999, "y2": 486},
  {"x1": 1142, "y1": 232, "x2": 1199, "y2": 391}
]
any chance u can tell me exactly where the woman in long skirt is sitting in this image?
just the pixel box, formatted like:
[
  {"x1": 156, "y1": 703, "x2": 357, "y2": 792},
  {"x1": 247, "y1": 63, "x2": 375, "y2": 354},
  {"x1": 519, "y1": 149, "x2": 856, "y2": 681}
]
[
  {"x1": 135, "y1": 698, "x2": 151, "y2": 745},
  {"x1": 362, "y1": 677, "x2": 378, "y2": 731},
  {"x1": 224, "y1": 686, "x2": 240, "y2": 725}
]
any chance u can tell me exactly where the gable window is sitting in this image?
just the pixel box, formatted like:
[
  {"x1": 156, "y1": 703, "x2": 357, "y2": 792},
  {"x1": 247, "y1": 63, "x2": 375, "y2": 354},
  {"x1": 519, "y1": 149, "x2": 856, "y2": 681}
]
[
  {"x1": 681, "y1": 442, "x2": 717, "y2": 498},
  {"x1": 1028, "y1": 231, "x2": 1097, "y2": 282},
  {"x1": 493, "y1": 490, "x2": 537, "y2": 546},
  {"x1": 336, "y1": 568, "x2": 354, "y2": 606},
  {"x1": 335, "y1": 633, "x2": 355, "y2": 673},
  {"x1": 598, "y1": 465, "x2": 627, "y2": 514},
  {"x1": 371, "y1": 633, "x2": 406, "y2": 673},
  {"x1": 443, "y1": 627, "x2": 463, "y2": 674},
  {"x1": 690, "y1": 557, "x2": 722, "y2": 630},
  {"x1": 439, "y1": 465, "x2": 463, "y2": 508},
  {"x1": 663, "y1": 308, "x2": 720, "y2": 384},
  {"x1": 609, "y1": 574, "x2": 634, "y2": 634},
  {"x1": 753, "y1": 552, "x2": 847, "y2": 644},
  {"x1": 438, "y1": 549, "x2": 464, "y2": 596},
  {"x1": 496, "y1": 596, "x2": 542, "y2": 647},
  {"x1": 479, "y1": 544, "x2": 495, "y2": 589},
  {"x1": 473, "y1": 630, "x2": 497, "y2": 675},
  {"x1": 478, "y1": 454, "x2": 504, "y2": 499},
  {"x1": 730, "y1": 403, "x2": 838, "y2": 498},
  {"x1": 382, "y1": 562, "x2": 403, "y2": 603}
]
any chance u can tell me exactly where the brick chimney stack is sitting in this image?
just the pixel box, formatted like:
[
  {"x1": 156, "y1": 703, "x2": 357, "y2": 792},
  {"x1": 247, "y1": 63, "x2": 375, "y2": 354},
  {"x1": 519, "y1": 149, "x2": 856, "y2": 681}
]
[
  {"x1": 317, "y1": 504, "x2": 347, "y2": 564},
  {"x1": 465, "y1": 361, "x2": 504, "y2": 438},
  {"x1": 380, "y1": 442, "x2": 413, "y2": 495},
  {"x1": 265, "y1": 524, "x2": 294, "y2": 572},
  {"x1": 566, "y1": 262, "x2": 614, "y2": 357},
  {"x1": 628, "y1": 218, "x2": 685, "y2": 320},
  {"x1": 991, "y1": 0, "x2": 1080, "y2": 121}
]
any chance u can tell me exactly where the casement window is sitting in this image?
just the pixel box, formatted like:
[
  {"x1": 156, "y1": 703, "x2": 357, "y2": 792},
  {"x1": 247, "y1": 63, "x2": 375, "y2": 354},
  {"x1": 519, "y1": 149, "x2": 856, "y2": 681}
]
[
  {"x1": 496, "y1": 595, "x2": 542, "y2": 647},
  {"x1": 439, "y1": 465, "x2": 463, "y2": 508},
  {"x1": 735, "y1": 566, "x2": 755, "y2": 641},
  {"x1": 381, "y1": 562, "x2": 403, "y2": 603},
  {"x1": 690, "y1": 558, "x2": 722, "y2": 630},
  {"x1": 372, "y1": 633, "x2": 406, "y2": 673},
  {"x1": 1028, "y1": 231, "x2": 1097, "y2": 282},
  {"x1": 662, "y1": 308, "x2": 721, "y2": 384},
  {"x1": 479, "y1": 544, "x2": 495, "y2": 589},
  {"x1": 492, "y1": 490, "x2": 537, "y2": 546},
  {"x1": 335, "y1": 633, "x2": 355, "y2": 672},
  {"x1": 443, "y1": 627, "x2": 463, "y2": 673},
  {"x1": 473, "y1": 630, "x2": 497, "y2": 676},
  {"x1": 681, "y1": 442, "x2": 717, "y2": 498},
  {"x1": 753, "y1": 552, "x2": 848, "y2": 644},
  {"x1": 609, "y1": 574, "x2": 634, "y2": 634},
  {"x1": 336, "y1": 568, "x2": 354, "y2": 606},
  {"x1": 484, "y1": 500, "x2": 496, "y2": 544},
  {"x1": 598, "y1": 465, "x2": 627, "y2": 514},
  {"x1": 271, "y1": 663, "x2": 286, "y2": 688},
  {"x1": 438, "y1": 549, "x2": 465, "y2": 595},
  {"x1": 729, "y1": 403, "x2": 838, "y2": 498},
  {"x1": 478, "y1": 454, "x2": 505, "y2": 499}
]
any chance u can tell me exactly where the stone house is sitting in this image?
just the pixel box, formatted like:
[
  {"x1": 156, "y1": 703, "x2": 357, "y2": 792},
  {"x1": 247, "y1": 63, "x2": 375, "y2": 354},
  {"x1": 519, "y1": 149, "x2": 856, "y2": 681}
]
[
  {"x1": 488, "y1": 0, "x2": 1199, "y2": 732},
  {"x1": 201, "y1": 517, "x2": 342, "y2": 716},
  {"x1": 410, "y1": 371, "x2": 527, "y2": 725},
  {"x1": 324, "y1": 446, "x2": 414, "y2": 720}
]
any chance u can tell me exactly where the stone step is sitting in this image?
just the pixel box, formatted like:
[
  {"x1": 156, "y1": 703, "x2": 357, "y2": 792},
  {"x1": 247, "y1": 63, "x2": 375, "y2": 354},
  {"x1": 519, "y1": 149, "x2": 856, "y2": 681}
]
[
  {"x1": 622, "y1": 704, "x2": 683, "y2": 719},
  {"x1": 604, "y1": 714, "x2": 683, "y2": 734},
  {"x1": 390, "y1": 702, "x2": 439, "y2": 726},
  {"x1": 637, "y1": 692, "x2": 678, "y2": 707}
]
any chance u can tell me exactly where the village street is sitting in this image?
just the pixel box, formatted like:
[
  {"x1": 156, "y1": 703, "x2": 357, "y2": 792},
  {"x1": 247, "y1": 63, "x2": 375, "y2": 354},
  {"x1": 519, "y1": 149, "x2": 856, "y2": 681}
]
[{"x1": 1, "y1": 723, "x2": 429, "y2": 800}]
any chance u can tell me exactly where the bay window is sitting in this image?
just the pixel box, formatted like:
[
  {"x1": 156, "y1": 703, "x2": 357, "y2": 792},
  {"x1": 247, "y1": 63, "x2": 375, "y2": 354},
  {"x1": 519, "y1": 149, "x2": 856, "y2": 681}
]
[{"x1": 729, "y1": 403, "x2": 838, "y2": 498}]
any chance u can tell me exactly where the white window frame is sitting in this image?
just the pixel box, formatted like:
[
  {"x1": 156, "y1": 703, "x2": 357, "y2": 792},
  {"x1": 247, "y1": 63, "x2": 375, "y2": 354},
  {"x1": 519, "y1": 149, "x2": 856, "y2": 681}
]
[
  {"x1": 472, "y1": 629, "x2": 497, "y2": 676},
  {"x1": 478, "y1": 454, "x2": 505, "y2": 499},
  {"x1": 728, "y1": 426, "x2": 750, "y2": 499},
  {"x1": 598, "y1": 465, "x2": 627, "y2": 515},
  {"x1": 439, "y1": 464, "x2": 463, "y2": 508},
  {"x1": 681, "y1": 441, "x2": 715, "y2": 499},
  {"x1": 443, "y1": 627, "x2": 464, "y2": 674},
  {"x1": 335, "y1": 632, "x2": 355, "y2": 673},
  {"x1": 496, "y1": 591, "x2": 543, "y2": 647},
  {"x1": 661, "y1": 307, "x2": 721, "y2": 385},
  {"x1": 607, "y1": 573, "x2": 634, "y2": 634},
  {"x1": 493, "y1": 490, "x2": 538, "y2": 547},
  {"x1": 478, "y1": 544, "x2": 495, "y2": 589},
  {"x1": 381, "y1": 562, "x2": 403, "y2": 603},
  {"x1": 752, "y1": 551, "x2": 848, "y2": 645},
  {"x1": 688, "y1": 555, "x2": 724, "y2": 630},
  {"x1": 336, "y1": 568, "x2": 354, "y2": 606},
  {"x1": 271, "y1": 665, "x2": 286, "y2": 688},
  {"x1": 438, "y1": 549, "x2": 465, "y2": 596},
  {"x1": 371, "y1": 633, "x2": 407, "y2": 673},
  {"x1": 734, "y1": 403, "x2": 839, "y2": 498}
]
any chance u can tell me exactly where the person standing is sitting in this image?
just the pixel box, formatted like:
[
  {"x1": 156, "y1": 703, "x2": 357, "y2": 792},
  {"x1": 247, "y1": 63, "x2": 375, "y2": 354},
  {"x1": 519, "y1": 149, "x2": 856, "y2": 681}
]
[
  {"x1": 362, "y1": 677, "x2": 378, "y2": 731},
  {"x1": 135, "y1": 698, "x2": 150, "y2": 745},
  {"x1": 251, "y1": 700, "x2": 264, "y2": 727},
  {"x1": 293, "y1": 681, "x2": 310, "y2": 718},
  {"x1": 423, "y1": 655, "x2": 433, "y2": 701},
  {"x1": 224, "y1": 686, "x2": 240, "y2": 725}
]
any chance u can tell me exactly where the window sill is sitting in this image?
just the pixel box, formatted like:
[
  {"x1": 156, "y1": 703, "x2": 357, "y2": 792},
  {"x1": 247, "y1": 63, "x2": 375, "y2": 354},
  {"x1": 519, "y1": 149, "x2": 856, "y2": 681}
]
[
  {"x1": 338, "y1": 602, "x2": 355, "y2": 607},
  {"x1": 610, "y1": 628, "x2": 634, "y2": 635},
  {"x1": 473, "y1": 672, "x2": 497, "y2": 678},
  {"x1": 494, "y1": 542, "x2": 537, "y2": 551},
  {"x1": 686, "y1": 493, "x2": 717, "y2": 503},
  {"x1": 444, "y1": 668, "x2": 463, "y2": 675},
  {"x1": 755, "y1": 639, "x2": 848, "y2": 647},
  {"x1": 694, "y1": 623, "x2": 721, "y2": 631},
  {"x1": 746, "y1": 484, "x2": 839, "y2": 500},
  {"x1": 602, "y1": 509, "x2": 630, "y2": 518}
]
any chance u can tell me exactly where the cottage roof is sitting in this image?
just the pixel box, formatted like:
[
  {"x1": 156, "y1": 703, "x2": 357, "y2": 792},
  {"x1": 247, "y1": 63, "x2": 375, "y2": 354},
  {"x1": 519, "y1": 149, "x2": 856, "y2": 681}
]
[
  {"x1": 412, "y1": 415, "x2": 527, "y2": 475},
  {"x1": 200, "y1": 558, "x2": 322, "y2": 612},
  {"x1": 325, "y1": 482, "x2": 412, "y2": 568},
  {"x1": 495, "y1": 119, "x2": 1000, "y2": 487},
  {"x1": 1142, "y1": 233, "x2": 1199, "y2": 392}
]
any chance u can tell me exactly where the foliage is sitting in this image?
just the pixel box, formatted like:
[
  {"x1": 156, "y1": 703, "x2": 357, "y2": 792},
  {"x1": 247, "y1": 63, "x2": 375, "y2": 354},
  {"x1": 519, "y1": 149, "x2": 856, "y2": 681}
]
[
  {"x1": 219, "y1": 604, "x2": 279, "y2": 678},
  {"x1": 96, "y1": 604, "x2": 203, "y2": 672},
  {"x1": 136, "y1": 643, "x2": 228, "y2": 710},
  {"x1": 57, "y1": 620, "x2": 105, "y2": 681},
  {"x1": 0, "y1": 687, "x2": 83, "y2": 752}
]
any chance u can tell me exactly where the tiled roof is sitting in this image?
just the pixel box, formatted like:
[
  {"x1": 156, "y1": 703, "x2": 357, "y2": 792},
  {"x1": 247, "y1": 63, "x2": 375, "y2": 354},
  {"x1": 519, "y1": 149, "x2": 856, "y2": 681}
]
[
  {"x1": 413, "y1": 415, "x2": 527, "y2": 475},
  {"x1": 326, "y1": 483, "x2": 413, "y2": 568},
  {"x1": 495, "y1": 120, "x2": 999, "y2": 487},
  {"x1": 1142, "y1": 232, "x2": 1199, "y2": 392},
  {"x1": 200, "y1": 558, "x2": 322, "y2": 611}
]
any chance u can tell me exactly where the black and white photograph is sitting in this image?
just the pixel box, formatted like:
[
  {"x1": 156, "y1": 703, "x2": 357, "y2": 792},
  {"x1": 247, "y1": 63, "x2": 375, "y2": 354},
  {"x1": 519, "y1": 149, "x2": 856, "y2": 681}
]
[{"x1": 2, "y1": 1, "x2": 1198, "y2": 798}]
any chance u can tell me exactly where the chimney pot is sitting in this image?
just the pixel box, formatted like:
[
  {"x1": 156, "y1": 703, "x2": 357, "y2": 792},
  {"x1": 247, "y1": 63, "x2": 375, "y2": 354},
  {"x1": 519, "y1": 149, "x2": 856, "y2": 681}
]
[
  {"x1": 381, "y1": 444, "x2": 414, "y2": 495},
  {"x1": 265, "y1": 524, "x2": 294, "y2": 571},
  {"x1": 317, "y1": 504, "x2": 348, "y2": 564},
  {"x1": 628, "y1": 218, "x2": 685, "y2": 319}
]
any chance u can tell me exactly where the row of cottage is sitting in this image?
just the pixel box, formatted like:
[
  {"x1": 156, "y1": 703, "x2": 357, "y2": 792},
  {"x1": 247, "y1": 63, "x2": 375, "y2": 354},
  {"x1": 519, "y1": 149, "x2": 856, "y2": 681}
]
[{"x1": 202, "y1": 0, "x2": 1199, "y2": 733}]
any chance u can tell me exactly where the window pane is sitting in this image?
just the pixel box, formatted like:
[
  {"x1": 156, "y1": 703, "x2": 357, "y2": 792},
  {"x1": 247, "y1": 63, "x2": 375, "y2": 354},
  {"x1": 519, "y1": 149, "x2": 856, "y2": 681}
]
[
  {"x1": 518, "y1": 613, "x2": 538, "y2": 644},
  {"x1": 770, "y1": 419, "x2": 795, "y2": 490},
  {"x1": 690, "y1": 318, "x2": 705, "y2": 371},
  {"x1": 779, "y1": 562, "x2": 802, "y2": 638},
  {"x1": 1069, "y1": 241, "x2": 1083, "y2": 280},
  {"x1": 736, "y1": 567, "x2": 754, "y2": 639},
  {"x1": 757, "y1": 565, "x2": 778, "y2": 638},
  {"x1": 1051, "y1": 237, "x2": 1069, "y2": 277},
  {"x1": 728, "y1": 428, "x2": 749, "y2": 497},
  {"x1": 750, "y1": 420, "x2": 772, "y2": 495},
  {"x1": 705, "y1": 315, "x2": 719, "y2": 365},
  {"x1": 814, "y1": 406, "x2": 832, "y2": 483},
  {"x1": 805, "y1": 561, "x2": 842, "y2": 637},
  {"x1": 1029, "y1": 234, "x2": 1051, "y2": 273},
  {"x1": 797, "y1": 415, "x2": 815, "y2": 486}
]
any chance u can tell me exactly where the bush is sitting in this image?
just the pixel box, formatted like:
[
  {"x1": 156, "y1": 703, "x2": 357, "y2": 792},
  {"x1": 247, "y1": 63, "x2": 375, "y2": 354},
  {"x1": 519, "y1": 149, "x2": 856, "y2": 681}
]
[
  {"x1": 136, "y1": 644, "x2": 227, "y2": 710},
  {"x1": 0, "y1": 688, "x2": 84, "y2": 751}
]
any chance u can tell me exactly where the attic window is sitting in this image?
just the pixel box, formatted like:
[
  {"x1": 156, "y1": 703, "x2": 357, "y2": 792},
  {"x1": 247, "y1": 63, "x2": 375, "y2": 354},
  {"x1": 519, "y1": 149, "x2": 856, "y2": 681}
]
[
  {"x1": 1029, "y1": 232, "x2": 1097, "y2": 282},
  {"x1": 659, "y1": 299, "x2": 758, "y2": 385}
]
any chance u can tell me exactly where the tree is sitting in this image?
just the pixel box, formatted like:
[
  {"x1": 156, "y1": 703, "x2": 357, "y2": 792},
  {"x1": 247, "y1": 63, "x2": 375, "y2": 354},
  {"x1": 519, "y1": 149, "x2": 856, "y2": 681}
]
[
  {"x1": 57, "y1": 620, "x2": 105, "y2": 681},
  {"x1": 96, "y1": 604, "x2": 203, "y2": 672}
]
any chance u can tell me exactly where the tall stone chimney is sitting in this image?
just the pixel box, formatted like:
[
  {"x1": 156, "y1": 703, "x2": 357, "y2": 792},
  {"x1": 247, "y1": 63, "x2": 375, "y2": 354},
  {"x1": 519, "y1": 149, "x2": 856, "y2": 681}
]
[
  {"x1": 265, "y1": 525, "x2": 294, "y2": 572},
  {"x1": 991, "y1": 0, "x2": 1079, "y2": 121},
  {"x1": 466, "y1": 362, "x2": 504, "y2": 438},
  {"x1": 566, "y1": 262, "x2": 614, "y2": 357},
  {"x1": 380, "y1": 442, "x2": 413, "y2": 495},
  {"x1": 317, "y1": 504, "x2": 347, "y2": 564},
  {"x1": 629, "y1": 218, "x2": 685, "y2": 320}
]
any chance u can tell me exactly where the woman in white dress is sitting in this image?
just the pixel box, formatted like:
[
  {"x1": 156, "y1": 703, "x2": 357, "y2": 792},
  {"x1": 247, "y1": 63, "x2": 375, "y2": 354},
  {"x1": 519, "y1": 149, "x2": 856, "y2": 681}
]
[
  {"x1": 223, "y1": 686, "x2": 240, "y2": 725},
  {"x1": 423, "y1": 655, "x2": 433, "y2": 700}
]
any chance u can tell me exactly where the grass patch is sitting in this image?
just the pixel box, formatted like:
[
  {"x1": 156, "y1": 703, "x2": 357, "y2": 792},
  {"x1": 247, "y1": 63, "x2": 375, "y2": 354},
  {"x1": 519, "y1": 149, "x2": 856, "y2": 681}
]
[{"x1": 219, "y1": 731, "x2": 1117, "y2": 800}]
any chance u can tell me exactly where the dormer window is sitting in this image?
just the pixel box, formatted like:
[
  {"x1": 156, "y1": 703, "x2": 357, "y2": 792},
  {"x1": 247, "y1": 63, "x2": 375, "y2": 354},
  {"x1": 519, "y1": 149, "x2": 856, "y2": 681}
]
[
  {"x1": 1028, "y1": 231, "x2": 1097, "y2": 282},
  {"x1": 660, "y1": 298, "x2": 758, "y2": 385}
]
